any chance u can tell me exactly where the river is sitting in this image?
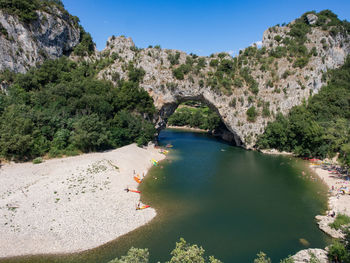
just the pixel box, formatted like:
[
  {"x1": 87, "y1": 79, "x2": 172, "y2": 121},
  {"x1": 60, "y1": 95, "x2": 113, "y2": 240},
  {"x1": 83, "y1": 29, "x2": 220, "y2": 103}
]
[{"x1": 3, "y1": 129, "x2": 329, "y2": 263}]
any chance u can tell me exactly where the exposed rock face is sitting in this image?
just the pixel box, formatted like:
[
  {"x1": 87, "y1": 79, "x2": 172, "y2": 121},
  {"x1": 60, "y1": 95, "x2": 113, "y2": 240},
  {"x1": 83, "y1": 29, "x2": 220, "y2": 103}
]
[
  {"x1": 0, "y1": 6, "x2": 80, "y2": 73},
  {"x1": 306, "y1": 14, "x2": 318, "y2": 25},
  {"x1": 316, "y1": 214, "x2": 344, "y2": 239},
  {"x1": 99, "y1": 24, "x2": 350, "y2": 148},
  {"x1": 292, "y1": 248, "x2": 328, "y2": 263}
]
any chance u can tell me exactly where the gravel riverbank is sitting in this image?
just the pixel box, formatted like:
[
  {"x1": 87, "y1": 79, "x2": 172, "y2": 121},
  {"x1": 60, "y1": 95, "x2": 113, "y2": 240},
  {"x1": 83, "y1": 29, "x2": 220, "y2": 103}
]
[{"x1": 0, "y1": 143, "x2": 165, "y2": 258}]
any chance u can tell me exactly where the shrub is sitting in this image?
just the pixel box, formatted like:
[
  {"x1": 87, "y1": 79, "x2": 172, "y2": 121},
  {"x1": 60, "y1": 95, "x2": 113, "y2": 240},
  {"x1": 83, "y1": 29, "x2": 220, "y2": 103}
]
[
  {"x1": 329, "y1": 214, "x2": 350, "y2": 230},
  {"x1": 274, "y1": 35, "x2": 282, "y2": 43},
  {"x1": 328, "y1": 241, "x2": 348, "y2": 262},
  {"x1": 210, "y1": 59, "x2": 219, "y2": 67},
  {"x1": 247, "y1": 106, "x2": 258, "y2": 122},
  {"x1": 168, "y1": 52, "x2": 181, "y2": 65},
  {"x1": 33, "y1": 157, "x2": 43, "y2": 164},
  {"x1": 293, "y1": 57, "x2": 309, "y2": 68}
]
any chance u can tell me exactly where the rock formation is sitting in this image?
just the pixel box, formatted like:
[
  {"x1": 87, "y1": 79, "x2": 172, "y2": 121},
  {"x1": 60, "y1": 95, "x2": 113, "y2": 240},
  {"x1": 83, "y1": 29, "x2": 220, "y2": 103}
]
[
  {"x1": 98, "y1": 13, "x2": 350, "y2": 147},
  {"x1": 0, "y1": 4, "x2": 80, "y2": 73},
  {"x1": 292, "y1": 248, "x2": 328, "y2": 263}
]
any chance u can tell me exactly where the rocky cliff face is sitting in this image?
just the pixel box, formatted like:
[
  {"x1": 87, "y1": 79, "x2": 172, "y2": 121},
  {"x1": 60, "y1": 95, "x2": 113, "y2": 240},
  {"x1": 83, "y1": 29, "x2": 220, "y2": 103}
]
[
  {"x1": 0, "y1": 5, "x2": 80, "y2": 73},
  {"x1": 98, "y1": 13, "x2": 350, "y2": 148}
]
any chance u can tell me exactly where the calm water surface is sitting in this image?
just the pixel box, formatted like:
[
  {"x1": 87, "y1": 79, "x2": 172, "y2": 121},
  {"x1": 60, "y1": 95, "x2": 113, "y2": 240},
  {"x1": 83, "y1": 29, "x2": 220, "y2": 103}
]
[{"x1": 3, "y1": 129, "x2": 329, "y2": 263}]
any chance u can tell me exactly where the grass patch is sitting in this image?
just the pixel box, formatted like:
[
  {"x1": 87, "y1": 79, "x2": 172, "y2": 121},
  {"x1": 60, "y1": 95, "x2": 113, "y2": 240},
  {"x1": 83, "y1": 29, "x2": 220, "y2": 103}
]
[
  {"x1": 32, "y1": 157, "x2": 43, "y2": 164},
  {"x1": 329, "y1": 214, "x2": 350, "y2": 230}
]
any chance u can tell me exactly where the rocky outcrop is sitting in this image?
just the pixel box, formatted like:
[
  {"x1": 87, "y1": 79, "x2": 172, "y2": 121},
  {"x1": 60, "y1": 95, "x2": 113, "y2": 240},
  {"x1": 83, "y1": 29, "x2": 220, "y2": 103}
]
[
  {"x1": 98, "y1": 20, "x2": 350, "y2": 148},
  {"x1": 316, "y1": 215, "x2": 344, "y2": 239},
  {"x1": 292, "y1": 248, "x2": 328, "y2": 263},
  {"x1": 0, "y1": 6, "x2": 80, "y2": 73}
]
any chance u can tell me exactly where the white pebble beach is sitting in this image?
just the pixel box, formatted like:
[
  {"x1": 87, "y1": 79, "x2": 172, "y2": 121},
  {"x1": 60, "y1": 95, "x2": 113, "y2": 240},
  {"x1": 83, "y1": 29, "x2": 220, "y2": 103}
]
[{"x1": 0, "y1": 143, "x2": 165, "y2": 258}]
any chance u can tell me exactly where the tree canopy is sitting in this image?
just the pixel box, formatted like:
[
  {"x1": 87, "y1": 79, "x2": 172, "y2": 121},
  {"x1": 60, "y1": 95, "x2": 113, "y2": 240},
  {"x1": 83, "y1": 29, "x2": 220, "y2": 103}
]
[{"x1": 0, "y1": 56, "x2": 156, "y2": 160}]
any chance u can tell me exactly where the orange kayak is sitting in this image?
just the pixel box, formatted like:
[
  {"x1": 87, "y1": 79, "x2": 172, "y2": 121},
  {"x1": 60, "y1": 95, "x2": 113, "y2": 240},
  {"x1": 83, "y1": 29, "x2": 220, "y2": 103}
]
[
  {"x1": 125, "y1": 188, "x2": 141, "y2": 193},
  {"x1": 134, "y1": 176, "x2": 142, "y2": 184},
  {"x1": 136, "y1": 205, "x2": 150, "y2": 210}
]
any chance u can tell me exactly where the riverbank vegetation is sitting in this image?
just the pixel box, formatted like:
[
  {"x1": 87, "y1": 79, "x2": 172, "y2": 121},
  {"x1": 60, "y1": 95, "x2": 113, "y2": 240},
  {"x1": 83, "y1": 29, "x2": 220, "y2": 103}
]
[
  {"x1": 328, "y1": 231, "x2": 350, "y2": 262},
  {"x1": 257, "y1": 56, "x2": 350, "y2": 169},
  {"x1": 167, "y1": 101, "x2": 222, "y2": 131},
  {"x1": 0, "y1": 57, "x2": 156, "y2": 161},
  {"x1": 108, "y1": 238, "x2": 300, "y2": 263},
  {"x1": 108, "y1": 238, "x2": 222, "y2": 263}
]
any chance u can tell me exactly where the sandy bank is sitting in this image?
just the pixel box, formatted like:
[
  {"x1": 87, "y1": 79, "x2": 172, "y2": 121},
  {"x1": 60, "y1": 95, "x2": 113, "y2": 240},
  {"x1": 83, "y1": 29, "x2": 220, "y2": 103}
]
[
  {"x1": 260, "y1": 149, "x2": 294, "y2": 155},
  {"x1": 0, "y1": 144, "x2": 165, "y2": 258},
  {"x1": 167, "y1": 125, "x2": 208, "y2": 133},
  {"x1": 310, "y1": 164, "x2": 350, "y2": 238}
]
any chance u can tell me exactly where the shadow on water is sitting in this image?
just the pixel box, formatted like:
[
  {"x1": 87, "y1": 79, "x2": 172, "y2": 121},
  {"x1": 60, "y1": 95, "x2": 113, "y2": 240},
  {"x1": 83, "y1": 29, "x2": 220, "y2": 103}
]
[{"x1": 2, "y1": 129, "x2": 329, "y2": 263}]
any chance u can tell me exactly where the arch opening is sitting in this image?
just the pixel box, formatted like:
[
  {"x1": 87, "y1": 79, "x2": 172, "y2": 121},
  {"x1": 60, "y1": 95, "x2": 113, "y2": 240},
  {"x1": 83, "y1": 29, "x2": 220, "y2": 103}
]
[{"x1": 154, "y1": 96, "x2": 243, "y2": 146}]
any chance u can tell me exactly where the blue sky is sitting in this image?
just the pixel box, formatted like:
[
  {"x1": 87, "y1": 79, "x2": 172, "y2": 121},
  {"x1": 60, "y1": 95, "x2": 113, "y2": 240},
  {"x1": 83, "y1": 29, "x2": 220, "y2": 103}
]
[{"x1": 63, "y1": 0, "x2": 350, "y2": 56}]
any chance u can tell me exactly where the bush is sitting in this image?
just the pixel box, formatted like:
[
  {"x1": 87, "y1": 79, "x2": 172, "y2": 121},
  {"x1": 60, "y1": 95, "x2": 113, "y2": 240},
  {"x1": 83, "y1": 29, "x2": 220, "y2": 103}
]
[
  {"x1": 329, "y1": 214, "x2": 350, "y2": 230},
  {"x1": 32, "y1": 157, "x2": 43, "y2": 164},
  {"x1": 73, "y1": 27, "x2": 95, "y2": 56},
  {"x1": 108, "y1": 247, "x2": 149, "y2": 263},
  {"x1": 247, "y1": 106, "x2": 258, "y2": 122},
  {"x1": 172, "y1": 67, "x2": 184, "y2": 80},
  {"x1": 168, "y1": 52, "x2": 180, "y2": 65},
  {"x1": 328, "y1": 241, "x2": 348, "y2": 262},
  {"x1": 172, "y1": 64, "x2": 191, "y2": 80},
  {"x1": 293, "y1": 57, "x2": 309, "y2": 68}
]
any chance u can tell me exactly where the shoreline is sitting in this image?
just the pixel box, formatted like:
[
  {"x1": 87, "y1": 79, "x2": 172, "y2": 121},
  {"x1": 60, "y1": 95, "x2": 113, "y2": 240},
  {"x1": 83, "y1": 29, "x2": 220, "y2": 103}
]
[
  {"x1": 166, "y1": 125, "x2": 209, "y2": 133},
  {"x1": 0, "y1": 143, "x2": 166, "y2": 258},
  {"x1": 310, "y1": 164, "x2": 350, "y2": 239},
  {"x1": 262, "y1": 149, "x2": 350, "y2": 238}
]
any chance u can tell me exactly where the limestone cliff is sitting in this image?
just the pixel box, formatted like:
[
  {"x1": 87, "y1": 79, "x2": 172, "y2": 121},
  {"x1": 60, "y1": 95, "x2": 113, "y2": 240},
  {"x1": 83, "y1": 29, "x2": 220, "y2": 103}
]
[
  {"x1": 0, "y1": 3, "x2": 80, "y2": 73},
  {"x1": 97, "y1": 11, "x2": 350, "y2": 148}
]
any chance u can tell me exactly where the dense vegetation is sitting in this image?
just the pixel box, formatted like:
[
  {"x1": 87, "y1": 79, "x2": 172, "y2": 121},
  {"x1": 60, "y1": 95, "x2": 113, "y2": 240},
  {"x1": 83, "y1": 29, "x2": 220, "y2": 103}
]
[
  {"x1": 167, "y1": 101, "x2": 221, "y2": 131},
  {"x1": 327, "y1": 230, "x2": 350, "y2": 263},
  {"x1": 257, "y1": 56, "x2": 350, "y2": 168},
  {"x1": 0, "y1": 57, "x2": 156, "y2": 161}
]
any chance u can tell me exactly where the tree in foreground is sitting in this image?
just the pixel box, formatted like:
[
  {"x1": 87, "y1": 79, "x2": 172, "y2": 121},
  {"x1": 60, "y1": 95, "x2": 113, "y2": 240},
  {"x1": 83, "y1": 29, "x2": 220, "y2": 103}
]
[
  {"x1": 167, "y1": 238, "x2": 222, "y2": 263},
  {"x1": 108, "y1": 238, "x2": 222, "y2": 263},
  {"x1": 108, "y1": 247, "x2": 149, "y2": 263}
]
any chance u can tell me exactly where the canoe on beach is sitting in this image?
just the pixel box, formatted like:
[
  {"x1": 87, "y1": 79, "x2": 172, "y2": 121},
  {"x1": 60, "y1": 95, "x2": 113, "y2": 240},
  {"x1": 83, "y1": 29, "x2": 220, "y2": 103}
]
[{"x1": 136, "y1": 205, "x2": 150, "y2": 210}]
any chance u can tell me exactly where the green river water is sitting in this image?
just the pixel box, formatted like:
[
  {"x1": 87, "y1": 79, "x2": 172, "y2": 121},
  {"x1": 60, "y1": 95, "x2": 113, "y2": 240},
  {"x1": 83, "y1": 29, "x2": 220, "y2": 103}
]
[{"x1": 3, "y1": 129, "x2": 329, "y2": 263}]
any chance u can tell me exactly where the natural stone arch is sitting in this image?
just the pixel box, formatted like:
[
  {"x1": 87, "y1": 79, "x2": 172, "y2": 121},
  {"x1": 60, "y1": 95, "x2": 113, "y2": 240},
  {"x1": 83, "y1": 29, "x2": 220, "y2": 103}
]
[{"x1": 147, "y1": 89, "x2": 245, "y2": 147}]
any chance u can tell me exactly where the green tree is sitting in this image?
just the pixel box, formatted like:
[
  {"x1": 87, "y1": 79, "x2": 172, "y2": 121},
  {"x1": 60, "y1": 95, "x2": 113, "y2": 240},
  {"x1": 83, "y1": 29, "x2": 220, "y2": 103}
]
[
  {"x1": 108, "y1": 247, "x2": 149, "y2": 263},
  {"x1": 254, "y1": 252, "x2": 271, "y2": 263},
  {"x1": 247, "y1": 106, "x2": 258, "y2": 122},
  {"x1": 167, "y1": 238, "x2": 222, "y2": 263}
]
